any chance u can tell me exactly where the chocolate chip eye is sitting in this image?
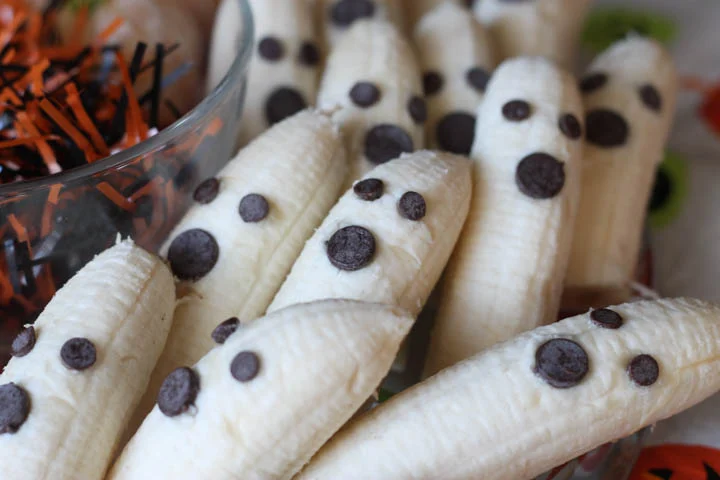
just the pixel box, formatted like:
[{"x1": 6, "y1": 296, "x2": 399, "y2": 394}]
[
  {"x1": 350, "y1": 82, "x2": 381, "y2": 108},
  {"x1": 398, "y1": 192, "x2": 426, "y2": 221},
  {"x1": 264, "y1": 87, "x2": 307, "y2": 126},
  {"x1": 579, "y1": 72, "x2": 607, "y2": 93},
  {"x1": 158, "y1": 367, "x2": 200, "y2": 417},
  {"x1": 639, "y1": 84, "x2": 662, "y2": 112},
  {"x1": 422, "y1": 72, "x2": 443, "y2": 96},
  {"x1": 298, "y1": 42, "x2": 320, "y2": 66},
  {"x1": 10, "y1": 326, "x2": 36, "y2": 358},
  {"x1": 167, "y1": 229, "x2": 219, "y2": 281},
  {"x1": 326, "y1": 225, "x2": 376, "y2": 271},
  {"x1": 502, "y1": 100, "x2": 531, "y2": 121},
  {"x1": 230, "y1": 351, "x2": 261, "y2": 382},
  {"x1": 60, "y1": 338, "x2": 96, "y2": 371},
  {"x1": 193, "y1": 178, "x2": 220, "y2": 204},
  {"x1": 211, "y1": 317, "x2": 240, "y2": 345},
  {"x1": 515, "y1": 153, "x2": 565, "y2": 199},
  {"x1": 239, "y1": 194, "x2": 270, "y2": 223},
  {"x1": 558, "y1": 113, "x2": 582, "y2": 140},
  {"x1": 407, "y1": 96, "x2": 427, "y2": 124},
  {"x1": 353, "y1": 178, "x2": 384, "y2": 201},
  {"x1": 0, "y1": 383, "x2": 30, "y2": 434},
  {"x1": 628, "y1": 354, "x2": 659, "y2": 387},
  {"x1": 590, "y1": 308, "x2": 623, "y2": 329},
  {"x1": 585, "y1": 109, "x2": 629, "y2": 147},
  {"x1": 466, "y1": 67, "x2": 491, "y2": 93},
  {"x1": 330, "y1": 0, "x2": 375, "y2": 27},
  {"x1": 258, "y1": 36, "x2": 284, "y2": 61},
  {"x1": 534, "y1": 338, "x2": 589, "y2": 389}
]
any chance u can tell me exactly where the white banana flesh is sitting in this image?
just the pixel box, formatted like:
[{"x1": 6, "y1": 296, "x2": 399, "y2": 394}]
[
  {"x1": 299, "y1": 298, "x2": 720, "y2": 480},
  {"x1": 564, "y1": 37, "x2": 678, "y2": 310},
  {"x1": 108, "y1": 300, "x2": 413, "y2": 480},
  {"x1": 319, "y1": 0, "x2": 406, "y2": 48},
  {"x1": 268, "y1": 150, "x2": 472, "y2": 317},
  {"x1": 474, "y1": 0, "x2": 593, "y2": 69},
  {"x1": 424, "y1": 57, "x2": 584, "y2": 377},
  {"x1": 317, "y1": 19, "x2": 424, "y2": 187},
  {"x1": 0, "y1": 240, "x2": 175, "y2": 480},
  {"x1": 404, "y1": 0, "x2": 474, "y2": 30},
  {"x1": 236, "y1": 0, "x2": 323, "y2": 147},
  {"x1": 129, "y1": 110, "x2": 347, "y2": 433},
  {"x1": 413, "y1": 2, "x2": 495, "y2": 155},
  {"x1": 206, "y1": 0, "x2": 246, "y2": 94}
]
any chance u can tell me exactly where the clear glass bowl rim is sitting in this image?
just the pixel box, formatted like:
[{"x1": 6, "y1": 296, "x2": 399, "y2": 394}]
[{"x1": 0, "y1": 0, "x2": 255, "y2": 196}]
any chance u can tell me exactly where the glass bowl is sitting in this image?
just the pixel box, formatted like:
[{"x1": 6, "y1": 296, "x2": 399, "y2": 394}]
[{"x1": 0, "y1": 0, "x2": 254, "y2": 364}]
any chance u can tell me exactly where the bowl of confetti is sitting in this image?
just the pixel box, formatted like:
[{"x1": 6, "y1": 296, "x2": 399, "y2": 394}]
[{"x1": 0, "y1": 0, "x2": 254, "y2": 361}]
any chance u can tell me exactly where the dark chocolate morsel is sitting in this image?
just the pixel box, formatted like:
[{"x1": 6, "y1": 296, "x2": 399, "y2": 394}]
[
  {"x1": 422, "y1": 71, "x2": 443, "y2": 96},
  {"x1": 639, "y1": 84, "x2": 662, "y2": 112},
  {"x1": 157, "y1": 367, "x2": 200, "y2": 417},
  {"x1": 436, "y1": 112, "x2": 476, "y2": 155},
  {"x1": 211, "y1": 317, "x2": 240, "y2": 345},
  {"x1": 60, "y1": 338, "x2": 96, "y2": 370},
  {"x1": 628, "y1": 354, "x2": 659, "y2": 387},
  {"x1": 398, "y1": 192, "x2": 426, "y2": 221},
  {"x1": 466, "y1": 67, "x2": 491, "y2": 93},
  {"x1": 298, "y1": 42, "x2": 320, "y2": 66},
  {"x1": 11, "y1": 326, "x2": 36, "y2": 357},
  {"x1": 0, "y1": 383, "x2": 30, "y2": 434},
  {"x1": 239, "y1": 194, "x2": 270, "y2": 223},
  {"x1": 579, "y1": 72, "x2": 608, "y2": 93},
  {"x1": 364, "y1": 124, "x2": 414, "y2": 164},
  {"x1": 502, "y1": 100, "x2": 531, "y2": 121},
  {"x1": 534, "y1": 338, "x2": 589, "y2": 389},
  {"x1": 349, "y1": 82, "x2": 381, "y2": 107},
  {"x1": 326, "y1": 225, "x2": 376, "y2": 271},
  {"x1": 353, "y1": 178, "x2": 384, "y2": 201},
  {"x1": 515, "y1": 153, "x2": 565, "y2": 199},
  {"x1": 330, "y1": 0, "x2": 375, "y2": 27},
  {"x1": 407, "y1": 96, "x2": 427, "y2": 124},
  {"x1": 558, "y1": 113, "x2": 582, "y2": 140},
  {"x1": 167, "y1": 229, "x2": 219, "y2": 281},
  {"x1": 585, "y1": 109, "x2": 629, "y2": 147},
  {"x1": 590, "y1": 308, "x2": 623, "y2": 329},
  {"x1": 258, "y1": 36, "x2": 284, "y2": 61},
  {"x1": 193, "y1": 178, "x2": 220, "y2": 204},
  {"x1": 264, "y1": 87, "x2": 308, "y2": 126},
  {"x1": 230, "y1": 351, "x2": 261, "y2": 382}
]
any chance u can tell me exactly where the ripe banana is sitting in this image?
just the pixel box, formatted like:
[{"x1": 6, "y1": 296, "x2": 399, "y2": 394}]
[
  {"x1": 299, "y1": 298, "x2": 720, "y2": 480},
  {"x1": 317, "y1": 19, "x2": 425, "y2": 187},
  {"x1": 405, "y1": 0, "x2": 475, "y2": 29},
  {"x1": 237, "y1": 0, "x2": 323, "y2": 146},
  {"x1": 128, "y1": 109, "x2": 347, "y2": 434},
  {"x1": 319, "y1": 0, "x2": 406, "y2": 48},
  {"x1": 564, "y1": 37, "x2": 678, "y2": 310},
  {"x1": 268, "y1": 149, "x2": 472, "y2": 317},
  {"x1": 206, "y1": 0, "x2": 245, "y2": 94},
  {"x1": 0, "y1": 240, "x2": 175, "y2": 480},
  {"x1": 423, "y1": 57, "x2": 584, "y2": 377},
  {"x1": 474, "y1": 0, "x2": 593, "y2": 69},
  {"x1": 108, "y1": 300, "x2": 413, "y2": 480},
  {"x1": 412, "y1": 1, "x2": 495, "y2": 155}
]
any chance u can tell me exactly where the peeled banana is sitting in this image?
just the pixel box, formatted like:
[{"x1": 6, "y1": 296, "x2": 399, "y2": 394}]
[{"x1": 319, "y1": 0, "x2": 406, "y2": 48}]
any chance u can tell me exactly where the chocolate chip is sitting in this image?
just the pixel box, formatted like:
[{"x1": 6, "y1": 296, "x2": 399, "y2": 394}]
[
  {"x1": 590, "y1": 308, "x2": 623, "y2": 329},
  {"x1": 585, "y1": 109, "x2": 629, "y2": 147},
  {"x1": 239, "y1": 194, "x2": 270, "y2": 222},
  {"x1": 0, "y1": 383, "x2": 30, "y2": 434},
  {"x1": 265, "y1": 87, "x2": 308, "y2": 125},
  {"x1": 436, "y1": 112, "x2": 476, "y2": 155},
  {"x1": 559, "y1": 113, "x2": 582, "y2": 140},
  {"x1": 422, "y1": 72, "x2": 443, "y2": 96},
  {"x1": 464, "y1": 0, "x2": 475, "y2": 6},
  {"x1": 230, "y1": 351, "x2": 260, "y2": 382},
  {"x1": 639, "y1": 84, "x2": 662, "y2": 112},
  {"x1": 515, "y1": 153, "x2": 565, "y2": 199},
  {"x1": 398, "y1": 192, "x2": 426, "y2": 221},
  {"x1": 298, "y1": 42, "x2": 320, "y2": 66},
  {"x1": 193, "y1": 178, "x2": 220, "y2": 204},
  {"x1": 534, "y1": 339, "x2": 589, "y2": 389},
  {"x1": 407, "y1": 96, "x2": 427, "y2": 124},
  {"x1": 211, "y1": 317, "x2": 240, "y2": 345},
  {"x1": 628, "y1": 354, "x2": 659, "y2": 387},
  {"x1": 466, "y1": 67, "x2": 491, "y2": 93},
  {"x1": 350, "y1": 82, "x2": 381, "y2": 107},
  {"x1": 11, "y1": 326, "x2": 35, "y2": 357},
  {"x1": 330, "y1": 0, "x2": 375, "y2": 27},
  {"x1": 326, "y1": 225, "x2": 376, "y2": 271},
  {"x1": 502, "y1": 100, "x2": 531, "y2": 121},
  {"x1": 60, "y1": 338, "x2": 96, "y2": 370},
  {"x1": 579, "y1": 73, "x2": 607, "y2": 93},
  {"x1": 167, "y1": 229, "x2": 219, "y2": 281},
  {"x1": 353, "y1": 178, "x2": 384, "y2": 201},
  {"x1": 258, "y1": 36, "x2": 284, "y2": 61},
  {"x1": 157, "y1": 367, "x2": 200, "y2": 417},
  {"x1": 364, "y1": 124, "x2": 414, "y2": 164}
]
